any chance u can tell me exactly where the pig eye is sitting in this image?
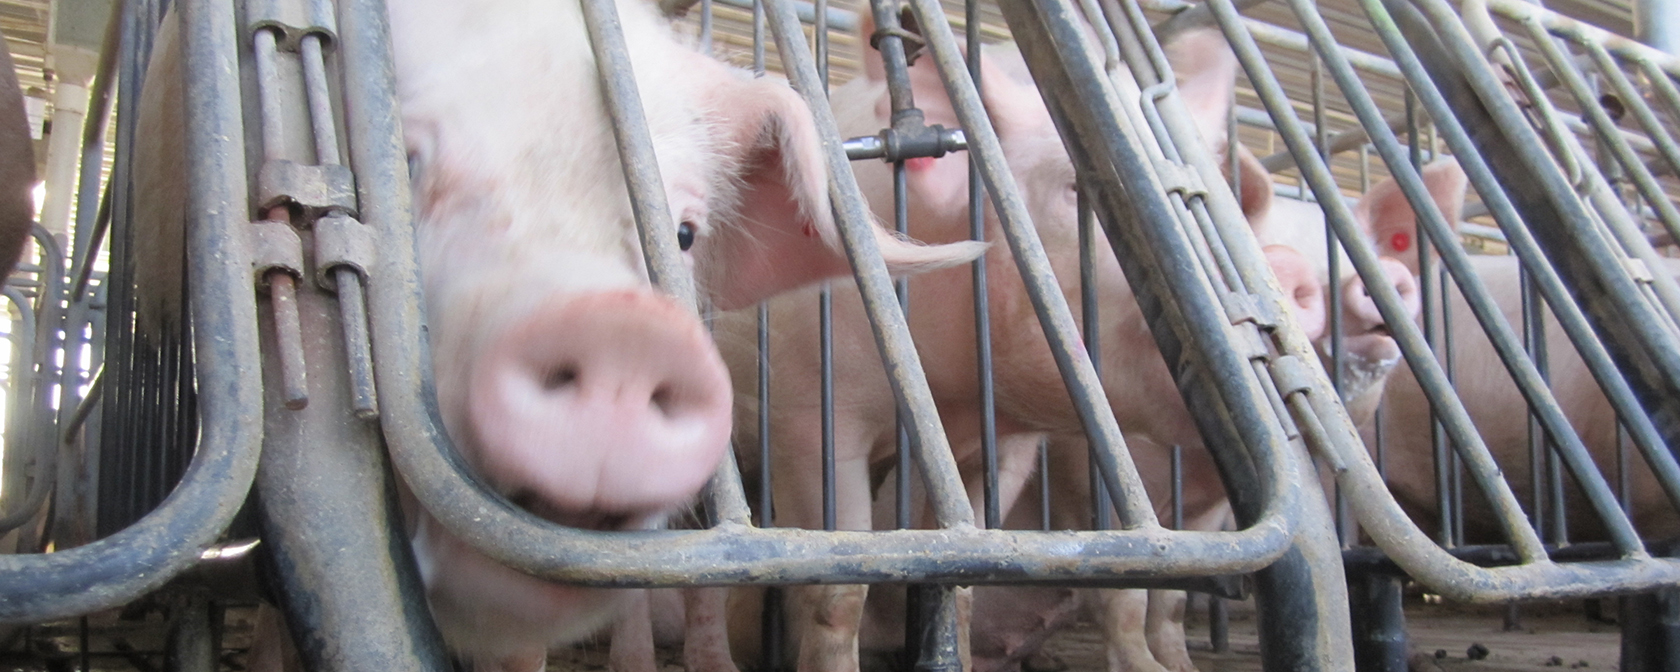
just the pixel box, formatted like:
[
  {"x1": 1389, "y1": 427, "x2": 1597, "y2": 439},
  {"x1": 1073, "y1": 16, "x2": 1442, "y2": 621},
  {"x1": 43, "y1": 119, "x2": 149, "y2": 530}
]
[{"x1": 677, "y1": 221, "x2": 697, "y2": 251}]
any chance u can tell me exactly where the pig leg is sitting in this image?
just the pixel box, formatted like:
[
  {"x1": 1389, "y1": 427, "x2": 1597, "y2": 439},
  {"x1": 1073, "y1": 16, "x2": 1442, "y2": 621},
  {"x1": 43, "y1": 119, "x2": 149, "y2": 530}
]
[
  {"x1": 1096, "y1": 589, "x2": 1172, "y2": 672},
  {"x1": 610, "y1": 590, "x2": 659, "y2": 672},
  {"x1": 781, "y1": 455, "x2": 876, "y2": 672},
  {"x1": 1141, "y1": 501, "x2": 1230, "y2": 672},
  {"x1": 1143, "y1": 590, "x2": 1194, "y2": 672},
  {"x1": 482, "y1": 649, "x2": 548, "y2": 672},
  {"x1": 247, "y1": 605, "x2": 299, "y2": 672},
  {"x1": 683, "y1": 587, "x2": 742, "y2": 672}
]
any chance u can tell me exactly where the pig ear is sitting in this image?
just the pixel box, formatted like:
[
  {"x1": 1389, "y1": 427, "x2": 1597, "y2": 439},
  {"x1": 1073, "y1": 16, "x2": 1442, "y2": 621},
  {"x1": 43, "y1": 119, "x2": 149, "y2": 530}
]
[
  {"x1": 1164, "y1": 27, "x2": 1240, "y2": 164},
  {"x1": 1355, "y1": 158, "x2": 1468, "y2": 276},
  {"x1": 1227, "y1": 143, "x2": 1273, "y2": 231},
  {"x1": 693, "y1": 70, "x2": 985, "y2": 311}
]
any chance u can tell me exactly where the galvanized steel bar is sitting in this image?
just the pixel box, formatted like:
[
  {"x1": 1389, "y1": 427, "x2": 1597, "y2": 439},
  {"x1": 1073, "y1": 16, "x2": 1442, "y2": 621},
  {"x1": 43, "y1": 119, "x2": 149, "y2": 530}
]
[{"x1": 0, "y1": 0, "x2": 265, "y2": 622}]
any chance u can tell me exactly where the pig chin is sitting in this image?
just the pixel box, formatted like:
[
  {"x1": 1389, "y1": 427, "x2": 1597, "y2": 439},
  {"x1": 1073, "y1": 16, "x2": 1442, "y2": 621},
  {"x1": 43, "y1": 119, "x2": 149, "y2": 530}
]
[{"x1": 1323, "y1": 333, "x2": 1403, "y2": 422}]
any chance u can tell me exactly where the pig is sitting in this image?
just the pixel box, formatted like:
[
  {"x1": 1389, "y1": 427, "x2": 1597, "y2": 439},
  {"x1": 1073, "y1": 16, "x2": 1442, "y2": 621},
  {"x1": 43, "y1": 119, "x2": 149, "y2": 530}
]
[
  {"x1": 0, "y1": 32, "x2": 35, "y2": 281},
  {"x1": 1365, "y1": 252, "x2": 1680, "y2": 544},
  {"x1": 705, "y1": 20, "x2": 1310, "y2": 672},
  {"x1": 129, "y1": 1, "x2": 981, "y2": 671}
]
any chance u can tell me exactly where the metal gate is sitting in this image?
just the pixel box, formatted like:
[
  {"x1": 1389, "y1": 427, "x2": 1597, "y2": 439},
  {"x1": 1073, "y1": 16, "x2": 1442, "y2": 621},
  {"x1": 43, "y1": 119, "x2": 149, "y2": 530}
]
[{"x1": 0, "y1": 0, "x2": 1674, "y2": 669}]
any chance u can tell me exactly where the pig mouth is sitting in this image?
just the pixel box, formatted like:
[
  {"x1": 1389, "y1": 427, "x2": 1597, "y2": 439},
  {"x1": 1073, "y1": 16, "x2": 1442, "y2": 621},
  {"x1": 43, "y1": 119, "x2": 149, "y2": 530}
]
[{"x1": 506, "y1": 490, "x2": 647, "y2": 532}]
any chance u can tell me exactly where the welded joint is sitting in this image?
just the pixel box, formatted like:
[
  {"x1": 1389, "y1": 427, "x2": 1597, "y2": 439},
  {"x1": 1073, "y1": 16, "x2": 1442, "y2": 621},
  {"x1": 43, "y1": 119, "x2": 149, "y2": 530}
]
[
  {"x1": 1153, "y1": 159, "x2": 1207, "y2": 199},
  {"x1": 313, "y1": 214, "x2": 377, "y2": 291},
  {"x1": 245, "y1": 219, "x2": 306, "y2": 290},
  {"x1": 246, "y1": 0, "x2": 337, "y2": 52},
  {"x1": 257, "y1": 160, "x2": 357, "y2": 219}
]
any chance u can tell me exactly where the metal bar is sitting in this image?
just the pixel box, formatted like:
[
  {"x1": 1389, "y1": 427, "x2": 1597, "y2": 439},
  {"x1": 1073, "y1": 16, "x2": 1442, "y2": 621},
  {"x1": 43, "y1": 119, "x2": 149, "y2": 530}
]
[
  {"x1": 764, "y1": 0, "x2": 971, "y2": 529},
  {"x1": 967, "y1": 0, "x2": 998, "y2": 532}
]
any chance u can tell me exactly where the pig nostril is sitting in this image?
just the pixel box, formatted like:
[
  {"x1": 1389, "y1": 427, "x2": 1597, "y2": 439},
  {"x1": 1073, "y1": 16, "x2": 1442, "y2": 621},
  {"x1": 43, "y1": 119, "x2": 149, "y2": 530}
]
[
  {"x1": 541, "y1": 365, "x2": 579, "y2": 391},
  {"x1": 650, "y1": 384, "x2": 674, "y2": 415}
]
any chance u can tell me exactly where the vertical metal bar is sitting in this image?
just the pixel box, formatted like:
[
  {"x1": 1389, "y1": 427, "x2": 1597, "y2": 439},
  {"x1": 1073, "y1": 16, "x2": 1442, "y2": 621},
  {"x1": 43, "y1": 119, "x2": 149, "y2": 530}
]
[
  {"x1": 1348, "y1": 573, "x2": 1409, "y2": 672},
  {"x1": 700, "y1": 0, "x2": 713, "y2": 53},
  {"x1": 820, "y1": 283, "x2": 836, "y2": 531},
  {"x1": 1170, "y1": 445, "x2": 1183, "y2": 531},
  {"x1": 911, "y1": 585, "x2": 963, "y2": 672},
  {"x1": 749, "y1": 5, "x2": 780, "y2": 665},
  {"x1": 967, "y1": 0, "x2": 998, "y2": 532},
  {"x1": 767, "y1": 0, "x2": 976, "y2": 530},
  {"x1": 165, "y1": 595, "x2": 214, "y2": 672},
  {"x1": 1077, "y1": 185, "x2": 1110, "y2": 531}
]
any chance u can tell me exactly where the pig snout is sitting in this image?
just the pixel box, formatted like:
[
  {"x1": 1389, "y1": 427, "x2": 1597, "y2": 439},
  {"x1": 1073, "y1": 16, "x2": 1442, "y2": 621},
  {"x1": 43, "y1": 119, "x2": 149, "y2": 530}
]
[
  {"x1": 1339, "y1": 255, "x2": 1419, "y2": 369},
  {"x1": 1263, "y1": 244, "x2": 1326, "y2": 341},
  {"x1": 465, "y1": 289, "x2": 733, "y2": 529}
]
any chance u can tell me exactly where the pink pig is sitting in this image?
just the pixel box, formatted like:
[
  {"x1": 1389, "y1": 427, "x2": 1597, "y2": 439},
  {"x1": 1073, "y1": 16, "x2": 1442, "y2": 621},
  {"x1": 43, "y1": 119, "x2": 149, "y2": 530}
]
[{"x1": 131, "y1": 1, "x2": 979, "y2": 670}]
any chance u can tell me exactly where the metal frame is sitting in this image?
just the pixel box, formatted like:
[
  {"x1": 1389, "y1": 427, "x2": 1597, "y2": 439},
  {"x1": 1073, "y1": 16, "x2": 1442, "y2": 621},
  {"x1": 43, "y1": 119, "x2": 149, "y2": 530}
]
[{"x1": 0, "y1": 0, "x2": 1676, "y2": 669}]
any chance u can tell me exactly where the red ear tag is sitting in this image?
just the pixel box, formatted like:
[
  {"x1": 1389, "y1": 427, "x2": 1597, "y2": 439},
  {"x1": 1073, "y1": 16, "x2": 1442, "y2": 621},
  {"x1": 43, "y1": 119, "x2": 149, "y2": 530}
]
[
  {"x1": 905, "y1": 157, "x2": 937, "y2": 172},
  {"x1": 1390, "y1": 232, "x2": 1411, "y2": 253}
]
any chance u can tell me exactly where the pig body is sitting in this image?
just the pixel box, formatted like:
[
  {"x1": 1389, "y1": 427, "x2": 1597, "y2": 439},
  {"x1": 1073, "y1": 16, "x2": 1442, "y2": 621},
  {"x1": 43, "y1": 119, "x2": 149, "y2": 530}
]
[
  {"x1": 0, "y1": 32, "x2": 34, "y2": 281},
  {"x1": 1366, "y1": 253, "x2": 1680, "y2": 543},
  {"x1": 132, "y1": 2, "x2": 978, "y2": 670}
]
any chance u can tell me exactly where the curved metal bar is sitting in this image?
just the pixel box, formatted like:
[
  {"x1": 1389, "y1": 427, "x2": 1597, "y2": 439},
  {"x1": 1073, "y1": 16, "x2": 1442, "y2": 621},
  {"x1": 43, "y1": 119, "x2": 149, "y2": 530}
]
[{"x1": 0, "y1": 0, "x2": 264, "y2": 623}]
